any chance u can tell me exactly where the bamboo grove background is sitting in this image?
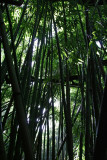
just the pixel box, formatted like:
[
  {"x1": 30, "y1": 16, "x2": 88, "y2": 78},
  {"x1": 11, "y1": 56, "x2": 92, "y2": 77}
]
[{"x1": 0, "y1": 0, "x2": 107, "y2": 160}]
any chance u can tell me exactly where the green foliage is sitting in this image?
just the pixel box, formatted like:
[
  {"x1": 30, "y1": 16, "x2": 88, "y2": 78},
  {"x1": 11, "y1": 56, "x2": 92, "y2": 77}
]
[{"x1": 1, "y1": 1, "x2": 106, "y2": 159}]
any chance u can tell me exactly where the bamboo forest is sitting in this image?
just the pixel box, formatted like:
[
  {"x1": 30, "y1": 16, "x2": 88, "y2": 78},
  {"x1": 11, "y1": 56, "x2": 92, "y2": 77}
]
[{"x1": 0, "y1": 0, "x2": 107, "y2": 160}]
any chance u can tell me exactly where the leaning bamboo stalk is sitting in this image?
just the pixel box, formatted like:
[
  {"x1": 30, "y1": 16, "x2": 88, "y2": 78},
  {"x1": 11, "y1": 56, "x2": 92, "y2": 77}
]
[
  {"x1": 93, "y1": 77, "x2": 107, "y2": 160},
  {"x1": 0, "y1": 9, "x2": 34, "y2": 160}
]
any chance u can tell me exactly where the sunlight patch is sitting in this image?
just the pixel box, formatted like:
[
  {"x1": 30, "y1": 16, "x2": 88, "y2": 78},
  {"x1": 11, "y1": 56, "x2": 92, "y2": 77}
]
[{"x1": 96, "y1": 41, "x2": 101, "y2": 48}]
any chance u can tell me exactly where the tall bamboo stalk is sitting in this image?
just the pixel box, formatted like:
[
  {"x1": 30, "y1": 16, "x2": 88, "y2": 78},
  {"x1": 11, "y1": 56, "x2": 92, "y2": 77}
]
[{"x1": 0, "y1": 8, "x2": 34, "y2": 160}]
